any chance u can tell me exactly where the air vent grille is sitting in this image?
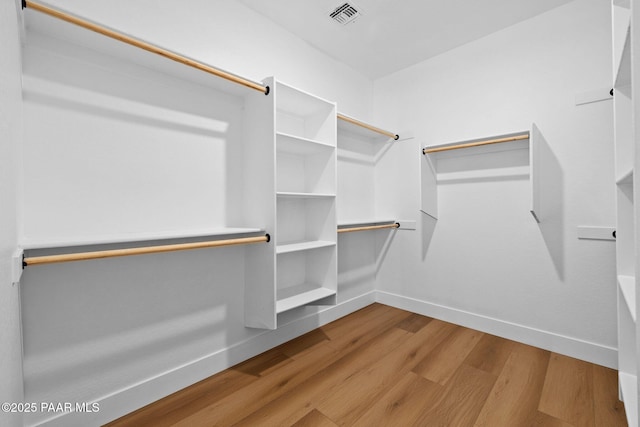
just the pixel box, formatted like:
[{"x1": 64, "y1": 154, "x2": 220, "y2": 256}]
[{"x1": 329, "y1": 3, "x2": 361, "y2": 25}]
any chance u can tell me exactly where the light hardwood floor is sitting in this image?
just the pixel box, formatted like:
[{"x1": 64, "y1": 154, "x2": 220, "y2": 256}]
[{"x1": 106, "y1": 303, "x2": 627, "y2": 426}]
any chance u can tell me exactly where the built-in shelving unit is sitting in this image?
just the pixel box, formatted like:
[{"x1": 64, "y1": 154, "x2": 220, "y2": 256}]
[
  {"x1": 245, "y1": 79, "x2": 338, "y2": 329},
  {"x1": 612, "y1": 0, "x2": 638, "y2": 424},
  {"x1": 275, "y1": 81, "x2": 337, "y2": 315}
]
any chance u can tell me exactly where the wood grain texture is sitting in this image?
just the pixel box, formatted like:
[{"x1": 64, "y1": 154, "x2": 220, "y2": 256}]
[{"x1": 106, "y1": 304, "x2": 628, "y2": 427}]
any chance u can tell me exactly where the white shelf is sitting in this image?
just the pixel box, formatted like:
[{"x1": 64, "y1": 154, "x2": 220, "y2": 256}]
[
  {"x1": 276, "y1": 285, "x2": 336, "y2": 313},
  {"x1": 20, "y1": 227, "x2": 264, "y2": 250},
  {"x1": 620, "y1": 372, "x2": 638, "y2": 427},
  {"x1": 619, "y1": 275, "x2": 636, "y2": 322},
  {"x1": 276, "y1": 132, "x2": 335, "y2": 154},
  {"x1": 277, "y1": 192, "x2": 336, "y2": 199},
  {"x1": 276, "y1": 240, "x2": 335, "y2": 254}
]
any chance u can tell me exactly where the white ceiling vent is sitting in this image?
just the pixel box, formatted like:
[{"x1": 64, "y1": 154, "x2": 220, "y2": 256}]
[{"x1": 329, "y1": 3, "x2": 362, "y2": 25}]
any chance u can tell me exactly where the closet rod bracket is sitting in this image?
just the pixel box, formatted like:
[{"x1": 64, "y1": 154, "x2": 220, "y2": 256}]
[
  {"x1": 21, "y1": 0, "x2": 26, "y2": 9},
  {"x1": 264, "y1": 86, "x2": 270, "y2": 96}
]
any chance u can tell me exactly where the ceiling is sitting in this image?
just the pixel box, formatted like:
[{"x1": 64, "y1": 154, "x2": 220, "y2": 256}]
[{"x1": 238, "y1": 0, "x2": 574, "y2": 79}]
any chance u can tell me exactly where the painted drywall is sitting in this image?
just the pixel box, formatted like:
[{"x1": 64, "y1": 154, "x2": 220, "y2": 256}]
[
  {"x1": 0, "y1": 0, "x2": 25, "y2": 426},
  {"x1": 38, "y1": 0, "x2": 373, "y2": 120},
  {"x1": 373, "y1": 0, "x2": 617, "y2": 366},
  {"x1": 17, "y1": 1, "x2": 377, "y2": 425}
]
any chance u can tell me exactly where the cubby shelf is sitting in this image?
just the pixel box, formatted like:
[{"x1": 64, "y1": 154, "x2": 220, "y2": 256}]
[
  {"x1": 276, "y1": 285, "x2": 336, "y2": 313},
  {"x1": 276, "y1": 132, "x2": 335, "y2": 154},
  {"x1": 276, "y1": 240, "x2": 336, "y2": 254}
]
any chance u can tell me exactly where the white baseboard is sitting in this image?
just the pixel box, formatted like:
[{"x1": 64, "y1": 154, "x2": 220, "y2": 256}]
[
  {"x1": 34, "y1": 292, "x2": 376, "y2": 427},
  {"x1": 375, "y1": 290, "x2": 617, "y2": 369}
]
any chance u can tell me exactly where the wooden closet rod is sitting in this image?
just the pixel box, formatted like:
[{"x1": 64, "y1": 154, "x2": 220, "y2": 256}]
[
  {"x1": 338, "y1": 223, "x2": 400, "y2": 234},
  {"x1": 337, "y1": 114, "x2": 399, "y2": 140},
  {"x1": 422, "y1": 133, "x2": 529, "y2": 154},
  {"x1": 23, "y1": 234, "x2": 270, "y2": 267},
  {"x1": 23, "y1": 0, "x2": 270, "y2": 95}
]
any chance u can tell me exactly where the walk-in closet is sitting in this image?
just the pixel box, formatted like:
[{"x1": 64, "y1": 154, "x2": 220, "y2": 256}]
[{"x1": 0, "y1": 0, "x2": 635, "y2": 425}]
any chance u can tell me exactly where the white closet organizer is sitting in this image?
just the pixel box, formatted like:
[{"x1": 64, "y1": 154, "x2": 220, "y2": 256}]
[
  {"x1": 612, "y1": 0, "x2": 639, "y2": 425},
  {"x1": 421, "y1": 128, "x2": 540, "y2": 222},
  {"x1": 20, "y1": 2, "x2": 402, "y2": 331},
  {"x1": 245, "y1": 78, "x2": 338, "y2": 329}
]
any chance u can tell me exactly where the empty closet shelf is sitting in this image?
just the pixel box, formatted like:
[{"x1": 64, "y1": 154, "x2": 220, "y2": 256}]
[
  {"x1": 276, "y1": 240, "x2": 336, "y2": 254},
  {"x1": 277, "y1": 132, "x2": 335, "y2": 153},
  {"x1": 276, "y1": 285, "x2": 336, "y2": 313}
]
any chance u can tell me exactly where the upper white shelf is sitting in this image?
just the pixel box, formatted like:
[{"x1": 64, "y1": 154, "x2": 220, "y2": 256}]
[
  {"x1": 276, "y1": 240, "x2": 336, "y2": 254},
  {"x1": 276, "y1": 82, "x2": 334, "y2": 118},
  {"x1": 619, "y1": 275, "x2": 636, "y2": 322},
  {"x1": 20, "y1": 227, "x2": 264, "y2": 250},
  {"x1": 276, "y1": 132, "x2": 335, "y2": 154}
]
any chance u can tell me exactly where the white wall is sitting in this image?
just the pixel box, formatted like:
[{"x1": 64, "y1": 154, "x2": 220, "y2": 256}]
[
  {"x1": 0, "y1": 0, "x2": 25, "y2": 426},
  {"x1": 374, "y1": 0, "x2": 617, "y2": 367},
  {"x1": 17, "y1": 1, "x2": 375, "y2": 425},
  {"x1": 40, "y1": 0, "x2": 373, "y2": 120}
]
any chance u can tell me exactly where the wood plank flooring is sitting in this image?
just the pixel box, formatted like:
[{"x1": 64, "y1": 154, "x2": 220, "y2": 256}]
[{"x1": 106, "y1": 303, "x2": 627, "y2": 427}]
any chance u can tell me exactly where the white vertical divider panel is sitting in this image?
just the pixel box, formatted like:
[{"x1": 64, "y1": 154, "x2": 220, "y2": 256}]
[
  {"x1": 612, "y1": 0, "x2": 639, "y2": 424},
  {"x1": 243, "y1": 77, "x2": 276, "y2": 329}
]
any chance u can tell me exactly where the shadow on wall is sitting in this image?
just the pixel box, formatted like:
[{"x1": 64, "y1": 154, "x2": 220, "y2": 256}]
[{"x1": 532, "y1": 125, "x2": 565, "y2": 280}]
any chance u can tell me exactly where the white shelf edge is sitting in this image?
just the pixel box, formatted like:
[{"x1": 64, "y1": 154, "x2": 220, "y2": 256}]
[
  {"x1": 619, "y1": 372, "x2": 638, "y2": 427},
  {"x1": 276, "y1": 287, "x2": 336, "y2": 313},
  {"x1": 619, "y1": 275, "x2": 636, "y2": 323},
  {"x1": 276, "y1": 240, "x2": 336, "y2": 254},
  {"x1": 276, "y1": 192, "x2": 336, "y2": 199},
  {"x1": 276, "y1": 132, "x2": 335, "y2": 150},
  {"x1": 20, "y1": 227, "x2": 265, "y2": 250}
]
